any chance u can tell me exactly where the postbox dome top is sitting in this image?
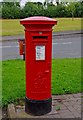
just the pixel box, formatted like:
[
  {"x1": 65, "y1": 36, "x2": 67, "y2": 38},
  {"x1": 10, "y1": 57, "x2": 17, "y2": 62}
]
[
  {"x1": 20, "y1": 16, "x2": 57, "y2": 25},
  {"x1": 21, "y1": 16, "x2": 56, "y2": 21}
]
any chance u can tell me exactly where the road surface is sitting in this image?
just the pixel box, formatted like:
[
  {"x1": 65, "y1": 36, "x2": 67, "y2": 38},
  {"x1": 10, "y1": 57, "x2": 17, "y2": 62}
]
[{"x1": 1, "y1": 33, "x2": 82, "y2": 60}]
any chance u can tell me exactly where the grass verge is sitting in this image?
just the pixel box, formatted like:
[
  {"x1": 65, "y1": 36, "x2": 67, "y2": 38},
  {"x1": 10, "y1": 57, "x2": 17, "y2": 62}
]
[
  {"x1": 1, "y1": 18, "x2": 81, "y2": 36},
  {"x1": 2, "y1": 58, "x2": 81, "y2": 107},
  {"x1": 52, "y1": 58, "x2": 81, "y2": 94},
  {"x1": 53, "y1": 18, "x2": 81, "y2": 32}
]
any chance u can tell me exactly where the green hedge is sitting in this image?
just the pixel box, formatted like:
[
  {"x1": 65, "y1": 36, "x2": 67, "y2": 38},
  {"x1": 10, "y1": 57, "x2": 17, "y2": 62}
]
[{"x1": 1, "y1": 2, "x2": 83, "y2": 19}]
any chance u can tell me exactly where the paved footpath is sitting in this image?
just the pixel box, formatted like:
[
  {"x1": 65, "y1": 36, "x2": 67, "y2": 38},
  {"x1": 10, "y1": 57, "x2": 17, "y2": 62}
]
[{"x1": 7, "y1": 93, "x2": 82, "y2": 119}]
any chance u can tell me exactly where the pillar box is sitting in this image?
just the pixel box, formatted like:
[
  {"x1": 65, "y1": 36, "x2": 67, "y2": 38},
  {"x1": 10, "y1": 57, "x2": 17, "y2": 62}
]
[{"x1": 20, "y1": 16, "x2": 57, "y2": 116}]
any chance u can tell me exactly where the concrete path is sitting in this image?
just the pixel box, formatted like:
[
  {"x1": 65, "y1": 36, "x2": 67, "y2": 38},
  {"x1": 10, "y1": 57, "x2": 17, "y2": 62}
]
[{"x1": 6, "y1": 93, "x2": 82, "y2": 119}]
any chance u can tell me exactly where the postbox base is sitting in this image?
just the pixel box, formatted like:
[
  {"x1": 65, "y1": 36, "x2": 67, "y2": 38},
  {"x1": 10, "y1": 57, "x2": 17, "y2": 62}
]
[{"x1": 25, "y1": 97, "x2": 52, "y2": 116}]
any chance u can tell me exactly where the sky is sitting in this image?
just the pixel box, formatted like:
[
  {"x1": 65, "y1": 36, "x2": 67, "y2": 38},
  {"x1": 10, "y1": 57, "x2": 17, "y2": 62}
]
[
  {"x1": 0, "y1": 0, "x2": 45, "y2": 3},
  {"x1": 20, "y1": 0, "x2": 45, "y2": 7},
  {"x1": 0, "y1": 0, "x2": 45, "y2": 6},
  {"x1": 0, "y1": 0, "x2": 82, "y2": 7}
]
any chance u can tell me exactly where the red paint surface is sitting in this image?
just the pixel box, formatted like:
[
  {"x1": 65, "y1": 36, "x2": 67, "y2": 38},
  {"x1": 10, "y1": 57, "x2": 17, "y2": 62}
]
[{"x1": 20, "y1": 16, "x2": 57, "y2": 100}]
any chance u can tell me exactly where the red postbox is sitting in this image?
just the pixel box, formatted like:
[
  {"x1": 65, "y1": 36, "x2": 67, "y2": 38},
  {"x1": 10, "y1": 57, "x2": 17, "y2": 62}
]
[{"x1": 20, "y1": 16, "x2": 57, "y2": 115}]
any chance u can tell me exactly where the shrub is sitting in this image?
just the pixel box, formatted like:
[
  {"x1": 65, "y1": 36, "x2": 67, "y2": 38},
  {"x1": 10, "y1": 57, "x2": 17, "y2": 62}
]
[{"x1": 1, "y1": 2, "x2": 83, "y2": 19}]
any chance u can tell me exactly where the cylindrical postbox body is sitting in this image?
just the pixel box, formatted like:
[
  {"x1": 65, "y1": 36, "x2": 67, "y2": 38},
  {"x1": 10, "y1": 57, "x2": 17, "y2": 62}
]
[{"x1": 20, "y1": 16, "x2": 57, "y2": 116}]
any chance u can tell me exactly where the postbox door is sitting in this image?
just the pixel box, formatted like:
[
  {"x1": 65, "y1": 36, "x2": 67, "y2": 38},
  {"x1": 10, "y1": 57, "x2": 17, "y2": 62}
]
[{"x1": 26, "y1": 33, "x2": 52, "y2": 100}]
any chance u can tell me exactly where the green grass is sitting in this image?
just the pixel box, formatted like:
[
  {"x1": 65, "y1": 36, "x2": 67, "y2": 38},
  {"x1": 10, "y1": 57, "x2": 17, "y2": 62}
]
[
  {"x1": 2, "y1": 60, "x2": 25, "y2": 107},
  {"x1": 1, "y1": 19, "x2": 24, "y2": 36},
  {"x1": 52, "y1": 58, "x2": 81, "y2": 94},
  {"x1": 53, "y1": 18, "x2": 81, "y2": 32},
  {"x1": 0, "y1": 18, "x2": 82, "y2": 36},
  {"x1": 2, "y1": 58, "x2": 81, "y2": 107}
]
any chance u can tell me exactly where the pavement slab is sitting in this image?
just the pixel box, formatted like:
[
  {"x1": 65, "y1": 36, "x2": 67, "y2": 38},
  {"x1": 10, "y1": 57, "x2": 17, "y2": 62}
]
[{"x1": 6, "y1": 93, "x2": 82, "y2": 119}]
